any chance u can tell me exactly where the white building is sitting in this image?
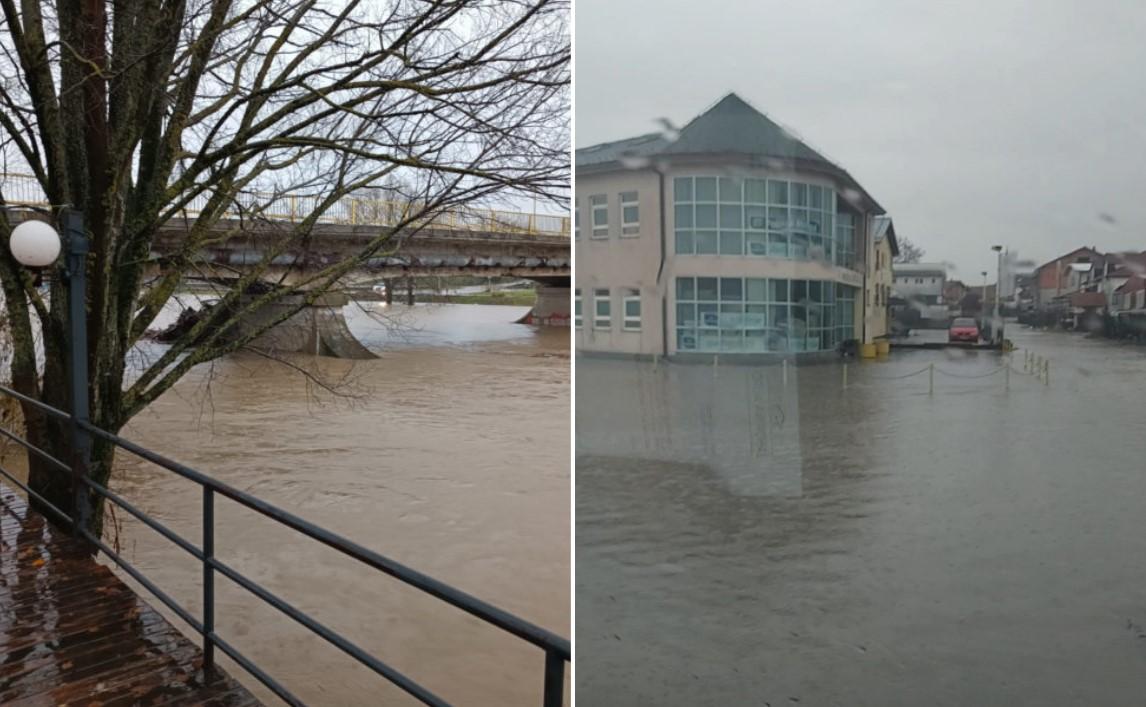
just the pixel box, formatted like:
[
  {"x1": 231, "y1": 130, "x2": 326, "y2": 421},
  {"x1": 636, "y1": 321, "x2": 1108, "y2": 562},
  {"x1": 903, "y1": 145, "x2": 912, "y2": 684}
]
[
  {"x1": 891, "y1": 262, "x2": 948, "y2": 323},
  {"x1": 574, "y1": 93, "x2": 890, "y2": 357}
]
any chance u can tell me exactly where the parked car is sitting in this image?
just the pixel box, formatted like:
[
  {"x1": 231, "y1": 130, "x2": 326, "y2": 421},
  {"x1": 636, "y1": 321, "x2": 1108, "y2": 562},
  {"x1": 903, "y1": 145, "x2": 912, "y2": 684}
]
[{"x1": 949, "y1": 317, "x2": 980, "y2": 343}]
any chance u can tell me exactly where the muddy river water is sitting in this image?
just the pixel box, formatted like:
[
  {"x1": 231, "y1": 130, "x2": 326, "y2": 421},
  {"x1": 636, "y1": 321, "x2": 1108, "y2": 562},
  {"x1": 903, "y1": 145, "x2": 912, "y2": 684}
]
[{"x1": 104, "y1": 302, "x2": 569, "y2": 705}]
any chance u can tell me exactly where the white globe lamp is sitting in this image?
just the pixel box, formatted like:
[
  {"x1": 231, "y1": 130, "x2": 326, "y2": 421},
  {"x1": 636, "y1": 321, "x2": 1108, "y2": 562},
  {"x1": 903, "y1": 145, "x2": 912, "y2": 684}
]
[{"x1": 9, "y1": 220, "x2": 62, "y2": 267}]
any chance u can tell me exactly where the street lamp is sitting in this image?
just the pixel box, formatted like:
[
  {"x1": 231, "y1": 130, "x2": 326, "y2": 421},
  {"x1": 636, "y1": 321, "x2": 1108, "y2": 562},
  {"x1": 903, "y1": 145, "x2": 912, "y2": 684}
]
[
  {"x1": 991, "y1": 245, "x2": 1004, "y2": 345},
  {"x1": 9, "y1": 219, "x2": 62, "y2": 267},
  {"x1": 3, "y1": 207, "x2": 92, "y2": 531}
]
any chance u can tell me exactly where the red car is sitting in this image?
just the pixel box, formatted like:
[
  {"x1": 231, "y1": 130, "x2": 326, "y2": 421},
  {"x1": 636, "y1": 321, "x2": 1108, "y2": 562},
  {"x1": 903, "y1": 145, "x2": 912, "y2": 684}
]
[{"x1": 949, "y1": 317, "x2": 980, "y2": 343}]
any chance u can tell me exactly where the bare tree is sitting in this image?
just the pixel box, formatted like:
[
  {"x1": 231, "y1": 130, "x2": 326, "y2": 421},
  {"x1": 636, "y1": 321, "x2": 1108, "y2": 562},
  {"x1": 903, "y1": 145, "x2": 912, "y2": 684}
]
[
  {"x1": 894, "y1": 238, "x2": 925, "y2": 264},
  {"x1": 0, "y1": 0, "x2": 569, "y2": 532}
]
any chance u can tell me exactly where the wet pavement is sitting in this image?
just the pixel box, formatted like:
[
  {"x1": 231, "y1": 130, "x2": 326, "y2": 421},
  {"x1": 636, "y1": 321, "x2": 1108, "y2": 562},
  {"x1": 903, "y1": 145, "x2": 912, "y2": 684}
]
[
  {"x1": 576, "y1": 326, "x2": 1146, "y2": 706},
  {"x1": 0, "y1": 484, "x2": 256, "y2": 706}
]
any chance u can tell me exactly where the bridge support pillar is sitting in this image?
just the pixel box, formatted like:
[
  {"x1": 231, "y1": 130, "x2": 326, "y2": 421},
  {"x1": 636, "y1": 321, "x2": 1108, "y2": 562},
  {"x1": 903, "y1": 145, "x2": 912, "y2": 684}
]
[
  {"x1": 237, "y1": 293, "x2": 377, "y2": 359},
  {"x1": 517, "y1": 279, "x2": 571, "y2": 327},
  {"x1": 384, "y1": 279, "x2": 393, "y2": 305},
  {"x1": 406, "y1": 277, "x2": 415, "y2": 306}
]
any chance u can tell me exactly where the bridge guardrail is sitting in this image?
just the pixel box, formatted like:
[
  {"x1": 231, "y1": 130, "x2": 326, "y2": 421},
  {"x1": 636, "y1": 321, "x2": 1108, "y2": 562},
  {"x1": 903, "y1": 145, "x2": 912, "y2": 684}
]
[
  {"x1": 0, "y1": 382, "x2": 569, "y2": 707},
  {"x1": 0, "y1": 172, "x2": 570, "y2": 237}
]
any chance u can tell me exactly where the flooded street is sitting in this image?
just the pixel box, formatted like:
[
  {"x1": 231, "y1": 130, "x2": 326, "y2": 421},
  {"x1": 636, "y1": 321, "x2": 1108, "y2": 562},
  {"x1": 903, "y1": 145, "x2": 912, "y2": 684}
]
[
  {"x1": 108, "y1": 302, "x2": 569, "y2": 705},
  {"x1": 576, "y1": 327, "x2": 1146, "y2": 706}
]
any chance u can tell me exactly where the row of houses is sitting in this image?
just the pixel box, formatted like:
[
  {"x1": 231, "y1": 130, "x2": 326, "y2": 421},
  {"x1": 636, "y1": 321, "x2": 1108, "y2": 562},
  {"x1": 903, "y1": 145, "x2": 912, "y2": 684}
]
[
  {"x1": 1023, "y1": 247, "x2": 1146, "y2": 332},
  {"x1": 574, "y1": 93, "x2": 900, "y2": 358}
]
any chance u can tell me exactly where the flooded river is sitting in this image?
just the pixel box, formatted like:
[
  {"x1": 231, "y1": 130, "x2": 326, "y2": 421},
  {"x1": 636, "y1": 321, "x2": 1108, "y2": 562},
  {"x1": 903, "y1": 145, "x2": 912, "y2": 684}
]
[
  {"x1": 577, "y1": 327, "x2": 1146, "y2": 706},
  {"x1": 105, "y1": 302, "x2": 568, "y2": 705}
]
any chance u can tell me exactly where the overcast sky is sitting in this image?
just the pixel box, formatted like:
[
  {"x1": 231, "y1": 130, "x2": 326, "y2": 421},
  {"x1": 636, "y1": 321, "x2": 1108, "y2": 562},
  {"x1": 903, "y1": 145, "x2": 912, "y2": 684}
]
[{"x1": 575, "y1": 0, "x2": 1146, "y2": 281}]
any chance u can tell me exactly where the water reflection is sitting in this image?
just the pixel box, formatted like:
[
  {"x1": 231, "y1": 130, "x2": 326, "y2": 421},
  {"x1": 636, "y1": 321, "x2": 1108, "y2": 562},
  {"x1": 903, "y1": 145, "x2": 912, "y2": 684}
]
[{"x1": 577, "y1": 329, "x2": 1146, "y2": 705}]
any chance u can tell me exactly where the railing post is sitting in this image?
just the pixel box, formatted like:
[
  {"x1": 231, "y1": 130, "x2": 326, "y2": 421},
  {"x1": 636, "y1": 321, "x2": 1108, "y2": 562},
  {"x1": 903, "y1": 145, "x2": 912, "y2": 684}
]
[
  {"x1": 542, "y1": 649, "x2": 564, "y2": 707},
  {"x1": 64, "y1": 210, "x2": 92, "y2": 536},
  {"x1": 203, "y1": 486, "x2": 216, "y2": 679}
]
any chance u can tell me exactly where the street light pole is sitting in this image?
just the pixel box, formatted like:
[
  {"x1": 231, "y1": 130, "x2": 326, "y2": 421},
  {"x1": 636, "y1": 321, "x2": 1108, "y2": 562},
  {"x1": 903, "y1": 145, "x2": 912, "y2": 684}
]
[
  {"x1": 992, "y1": 245, "x2": 1004, "y2": 345},
  {"x1": 4, "y1": 206, "x2": 91, "y2": 533},
  {"x1": 63, "y1": 209, "x2": 93, "y2": 533}
]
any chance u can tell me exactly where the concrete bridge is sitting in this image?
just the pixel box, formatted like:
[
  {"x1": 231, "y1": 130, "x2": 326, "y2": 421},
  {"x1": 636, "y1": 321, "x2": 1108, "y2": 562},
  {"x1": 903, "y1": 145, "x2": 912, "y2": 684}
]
[{"x1": 2, "y1": 173, "x2": 571, "y2": 356}]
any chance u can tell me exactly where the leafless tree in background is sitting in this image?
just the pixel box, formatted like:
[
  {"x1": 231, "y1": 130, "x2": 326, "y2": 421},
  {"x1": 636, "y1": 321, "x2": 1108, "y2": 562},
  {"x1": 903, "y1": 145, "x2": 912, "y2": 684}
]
[
  {"x1": 0, "y1": 0, "x2": 569, "y2": 531},
  {"x1": 894, "y1": 237, "x2": 926, "y2": 264}
]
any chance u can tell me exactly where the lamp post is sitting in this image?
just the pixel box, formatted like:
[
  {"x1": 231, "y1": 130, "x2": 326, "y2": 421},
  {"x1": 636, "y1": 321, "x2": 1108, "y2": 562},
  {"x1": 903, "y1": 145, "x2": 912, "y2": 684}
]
[
  {"x1": 991, "y1": 245, "x2": 1004, "y2": 345},
  {"x1": 5, "y1": 208, "x2": 91, "y2": 532}
]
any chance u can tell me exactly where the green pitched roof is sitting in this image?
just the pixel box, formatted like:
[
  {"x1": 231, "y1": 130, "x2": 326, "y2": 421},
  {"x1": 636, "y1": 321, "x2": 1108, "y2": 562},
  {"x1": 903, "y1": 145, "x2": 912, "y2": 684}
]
[
  {"x1": 576, "y1": 93, "x2": 885, "y2": 214},
  {"x1": 660, "y1": 93, "x2": 831, "y2": 163}
]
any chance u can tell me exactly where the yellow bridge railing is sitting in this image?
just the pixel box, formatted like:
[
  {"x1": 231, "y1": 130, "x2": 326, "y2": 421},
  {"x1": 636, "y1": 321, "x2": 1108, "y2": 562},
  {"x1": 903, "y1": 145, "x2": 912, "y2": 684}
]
[{"x1": 0, "y1": 173, "x2": 570, "y2": 237}]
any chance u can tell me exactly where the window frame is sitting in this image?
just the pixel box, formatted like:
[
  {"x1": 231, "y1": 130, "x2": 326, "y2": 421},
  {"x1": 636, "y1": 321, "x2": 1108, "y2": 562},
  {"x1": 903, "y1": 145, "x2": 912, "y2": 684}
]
[
  {"x1": 590, "y1": 194, "x2": 609, "y2": 239},
  {"x1": 620, "y1": 191, "x2": 640, "y2": 237},
  {"x1": 623, "y1": 288, "x2": 641, "y2": 330},
  {"x1": 593, "y1": 288, "x2": 611, "y2": 329},
  {"x1": 574, "y1": 288, "x2": 582, "y2": 328}
]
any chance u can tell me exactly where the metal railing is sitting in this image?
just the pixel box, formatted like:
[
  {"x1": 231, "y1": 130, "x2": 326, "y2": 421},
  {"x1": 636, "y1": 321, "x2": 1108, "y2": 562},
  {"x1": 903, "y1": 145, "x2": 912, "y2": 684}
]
[
  {"x1": 0, "y1": 172, "x2": 570, "y2": 237},
  {"x1": 0, "y1": 383, "x2": 570, "y2": 707}
]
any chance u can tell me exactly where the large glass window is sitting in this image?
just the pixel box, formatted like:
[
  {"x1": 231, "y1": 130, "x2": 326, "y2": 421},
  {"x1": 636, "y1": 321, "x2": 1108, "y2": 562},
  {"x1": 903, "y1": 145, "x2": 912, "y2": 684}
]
[
  {"x1": 673, "y1": 176, "x2": 836, "y2": 263},
  {"x1": 835, "y1": 211, "x2": 856, "y2": 268},
  {"x1": 675, "y1": 277, "x2": 855, "y2": 352}
]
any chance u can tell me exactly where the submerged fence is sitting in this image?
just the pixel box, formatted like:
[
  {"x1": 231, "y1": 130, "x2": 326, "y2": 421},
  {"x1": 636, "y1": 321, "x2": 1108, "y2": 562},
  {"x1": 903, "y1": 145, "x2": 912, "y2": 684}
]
[{"x1": 0, "y1": 383, "x2": 570, "y2": 707}]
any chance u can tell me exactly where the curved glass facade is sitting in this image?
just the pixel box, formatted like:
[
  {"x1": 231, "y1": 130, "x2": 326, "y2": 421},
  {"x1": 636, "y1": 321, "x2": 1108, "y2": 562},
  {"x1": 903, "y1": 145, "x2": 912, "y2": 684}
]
[
  {"x1": 673, "y1": 176, "x2": 856, "y2": 268},
  {"x1": 675, "y1": 277, "x2": 856, "y2": 353}
]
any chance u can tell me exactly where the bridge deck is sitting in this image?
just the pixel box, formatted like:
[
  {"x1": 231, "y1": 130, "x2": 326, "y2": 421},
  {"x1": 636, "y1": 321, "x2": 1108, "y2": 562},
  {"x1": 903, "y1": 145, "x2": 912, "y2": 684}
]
[{"x1": 0, "y1": 483, "x2": 258, "y2": 707}]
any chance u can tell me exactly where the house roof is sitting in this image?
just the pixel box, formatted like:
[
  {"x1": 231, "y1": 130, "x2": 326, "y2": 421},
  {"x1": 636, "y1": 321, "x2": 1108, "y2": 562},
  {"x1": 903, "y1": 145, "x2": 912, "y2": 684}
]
[
  {"x1": 1068, "y1": 291, "x2": 1106, "y2": 308},
  {"x1": 1103, "y1": 251, "x2": 1146, "y2": 279},
  {"x1": 871, "y1": 216, "x2": 900, "y2": 257},
  {"x1": 574, "y1": 132, "x2": 670, "y2": 168},
  {"x1": 1034, "y1": 247, "x2": 1103, "y2": 274},
  {"x1": 575, "y1": 93, "x2": 885, "y2": 214},
  {"x1": 1115, "y1": 275, "x2": 1146, "y2": 294},
  {"x1": 659, "y1": 93, "x2": 831, "y2": 163}
]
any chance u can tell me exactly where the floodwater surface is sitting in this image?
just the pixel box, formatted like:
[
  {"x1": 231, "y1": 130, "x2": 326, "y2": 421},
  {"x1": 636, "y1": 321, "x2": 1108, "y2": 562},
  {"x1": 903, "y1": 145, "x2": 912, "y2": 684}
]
[
  {"x1": 577, "y1": 327, "x2": 1146, "y2": 706},
  {"x1": 103, "y1": 302, "x2": 568, "y2": 705}
]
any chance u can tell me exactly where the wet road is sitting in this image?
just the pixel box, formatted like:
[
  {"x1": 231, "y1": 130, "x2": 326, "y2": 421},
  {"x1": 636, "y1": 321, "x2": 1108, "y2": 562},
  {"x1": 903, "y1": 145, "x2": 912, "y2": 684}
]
[
  {"x1": 106, "y1": 303, "x2": 568, "y2": 705},
  {"x1": 576, "y1": 326, "x2": 1146, "y2": 706}
]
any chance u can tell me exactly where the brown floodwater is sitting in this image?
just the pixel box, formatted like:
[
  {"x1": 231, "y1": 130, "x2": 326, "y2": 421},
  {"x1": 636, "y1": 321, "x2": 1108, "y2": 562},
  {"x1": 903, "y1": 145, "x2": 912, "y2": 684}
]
[
  {"x1": 95, "y1": 302, "x2": 568, "y2": 705},
  {"x1": 577, "y1": 326, "x2": 1146, "y2": 706}
]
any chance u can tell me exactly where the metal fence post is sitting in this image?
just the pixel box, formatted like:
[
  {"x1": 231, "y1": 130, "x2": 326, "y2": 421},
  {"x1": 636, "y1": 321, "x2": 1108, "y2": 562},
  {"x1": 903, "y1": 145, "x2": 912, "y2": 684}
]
[
  {"x1": 203, "y1": 486, "x2": 216, "y2": 678},
  {"x1": 64, "y1": 210, "x2": 92, "y2": 535},
  {"x1": 782, "y1": 358, "x2": 788, "y2": 386},
  {"x1": 842, "y1": 362, "x2": 848, "y2": 389},
  {"x1": 542, "y1": 649, "x2": 565, "y2": 707},
  {"x1": 928, "y1": 362, "x2": 934, "y2": 395}
]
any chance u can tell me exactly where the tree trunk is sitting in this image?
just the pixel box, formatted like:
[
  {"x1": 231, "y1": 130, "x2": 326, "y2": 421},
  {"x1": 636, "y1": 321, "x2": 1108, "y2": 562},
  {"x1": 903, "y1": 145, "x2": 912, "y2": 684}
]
[{"x1": 23, "y1": 371, "x2": 118, "y2": 548}]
